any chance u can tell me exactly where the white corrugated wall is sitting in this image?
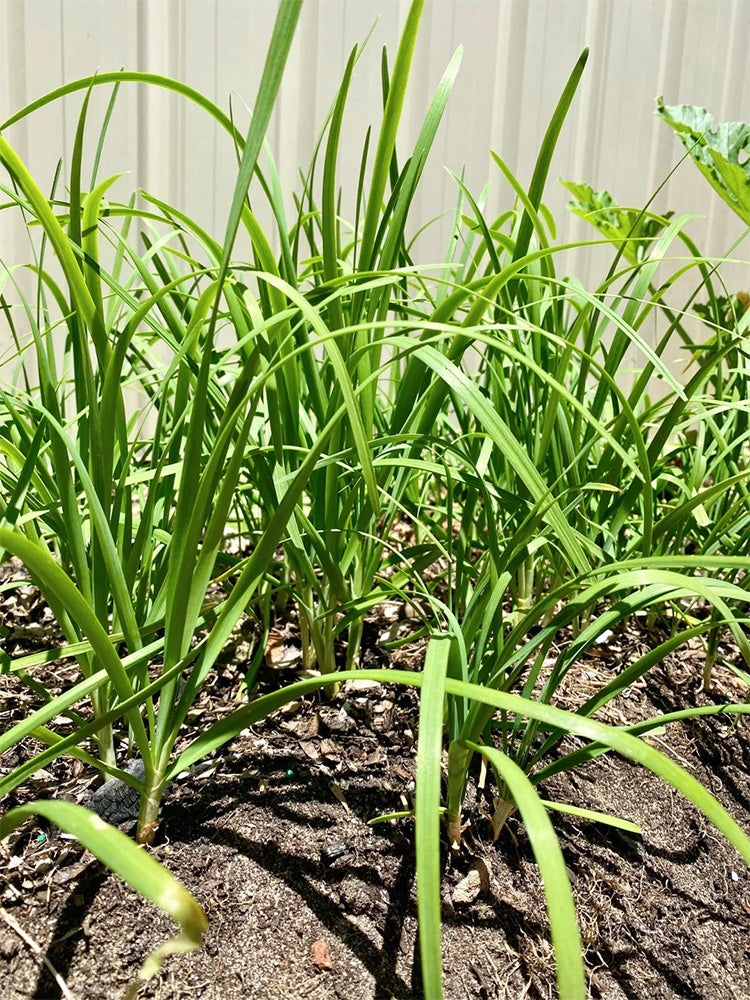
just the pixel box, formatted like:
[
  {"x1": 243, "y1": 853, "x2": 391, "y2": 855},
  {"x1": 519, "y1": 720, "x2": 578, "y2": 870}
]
[{"x1": 2, "y1": 0, "x2": 750, "y2": 346}]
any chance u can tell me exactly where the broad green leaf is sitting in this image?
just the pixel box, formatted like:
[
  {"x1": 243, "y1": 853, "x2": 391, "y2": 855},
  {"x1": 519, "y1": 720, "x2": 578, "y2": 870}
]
[
  {"x1": 562, "y1": 180, "x2": 672, "y2": 264},
  {"x1": 657, "y1": 98, "x2": 750, "y2": 226}
]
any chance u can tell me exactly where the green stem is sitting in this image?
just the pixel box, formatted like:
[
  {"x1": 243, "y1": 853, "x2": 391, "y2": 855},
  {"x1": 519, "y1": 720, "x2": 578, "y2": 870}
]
[
  {"x1": 446, "y1": 739, "x2": 473, "y2": 847},
  {"x1": 298, "y1": 596, "x2": 316, "y2": 671},
  {"x1": 703, "y1": 608, "x2": 723, "y2": 691},
  {"x1": 136, "y1": 760, "x2": 168, "y2": 845},
  {"x1": 345, "y1": 616, "x2": 364, "y2": 671},
  {"x1": 90, "y1": 689, "x2": 116, "y2": 768},
  {"x1": 516, "y1": 555, "x2": 535, "y2": 612}
]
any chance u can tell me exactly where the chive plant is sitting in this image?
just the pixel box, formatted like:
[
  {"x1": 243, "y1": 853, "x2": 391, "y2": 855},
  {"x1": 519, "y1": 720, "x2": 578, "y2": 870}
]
[
  {"x1": 2, "y1": 4, "x2": 750, "y2": 998},
  {"x1": 0, "y1": 0, "x2": 319, "y2": 846}
]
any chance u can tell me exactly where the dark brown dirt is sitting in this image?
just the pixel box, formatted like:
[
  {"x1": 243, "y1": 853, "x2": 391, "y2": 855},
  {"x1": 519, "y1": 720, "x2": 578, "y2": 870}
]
[{"x1": 2, "y1": 591, "x2": 750, "y2": 999}]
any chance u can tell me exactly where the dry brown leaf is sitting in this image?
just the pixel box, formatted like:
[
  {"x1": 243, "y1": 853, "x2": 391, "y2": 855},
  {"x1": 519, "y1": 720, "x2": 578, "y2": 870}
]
[
  {"x1": 452, "y1": 858, "x2": 491, "y2": 906},
  {"x1": 329, "y1": 782, "x2": 350, "y2": 812},
  {"x1": 264, "y1": 628, "x2": 301, "y2": 670}
]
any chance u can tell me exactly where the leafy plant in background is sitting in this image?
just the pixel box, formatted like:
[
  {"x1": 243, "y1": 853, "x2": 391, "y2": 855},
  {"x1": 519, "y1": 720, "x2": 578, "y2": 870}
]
[
  {"x1": 2, "y1": 3, "x2": 750, "y2": 998},
  {"x1": 657, "y1": 98, "x2": 750, "y2": 226}
]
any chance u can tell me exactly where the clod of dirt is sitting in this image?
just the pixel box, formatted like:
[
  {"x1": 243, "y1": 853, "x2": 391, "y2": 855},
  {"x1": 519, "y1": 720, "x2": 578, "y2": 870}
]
[
  {"x1": 309, "y1": 938, "x2": 335, "y2": 971},
  {"x1": 320, "y1": 841, "x2": 352, "y2": 867},
  {"x1": 88, "y1": 757, "x2": 145, "y2": 826}
]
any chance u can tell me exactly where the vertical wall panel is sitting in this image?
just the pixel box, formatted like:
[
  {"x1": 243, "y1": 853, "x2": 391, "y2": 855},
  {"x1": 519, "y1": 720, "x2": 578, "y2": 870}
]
[
  {"x1": 60, "y1": 0, "x2": 140, "y2": 197},
  {"x1": 135, "y1": 0, "x2": 182, "y2": 214},
  {"x1": 178, "y1": 0, "x2": 220, "y2": 233},
  {"x1": 1, "y1": 0, "x2": 28, "y2": 275}
]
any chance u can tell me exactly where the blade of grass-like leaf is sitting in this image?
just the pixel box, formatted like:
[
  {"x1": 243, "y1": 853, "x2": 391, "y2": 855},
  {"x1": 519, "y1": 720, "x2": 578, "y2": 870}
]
[
  {"x1": 321, "y1": 44, "x2": 357, "y2": 304},
  {"x1": 260, "y1": 273, "x2": 380, "y2": 515},
  {"x1": 68, "y1": 84, "x2": 95, "y2": 259},
  {"x1": 575, "y1": 621, "x2": 731, "y2": 721},
  {"x1": 538, "y1": 800, "x2": 641, "y2": 834},
  {"x1": 3, "y1": 268, "x2": 93, "y2": 604},
  {"x1": 17, "y1": 403, "x2": 142, "y2": 654},
  {"x1": 0, "y1": 656, "x2": 139, "y2": 758},
  {"x1": 533, "y1": 701, "x2": 750, "y2": 785},
  {"x1": 357, "y1": 0, "x2": 424, "y2": 277},
  {"x1": 166, "y1": 395, "x2": 364, "y2": 705},
  {"x1": 157, "y1": 401, "x2": 256, "y2": 731},
  {"x1": 357, "y1": 47, "x2": 463, "y2": 433},
  {"x1": 166, "y1": 668, "x2": 426, "y2": 778},
  {"x1": 0, "y1": 649, "x2": 200, "y2": 797},
  {"x1": 0, "y1": 800, "x2": 207, "y2": 992},
  {"x1": 91, "y1": 79, "x2": 121, "y2": 188},
  {"x1": 464, "y1": 741, "x2": 585, "y2": 1000},
  {"x1": 0, "y1": 423, "x2": 44, "y2": 536},
  {"x1": 376, "y1": 46, "x2": 462, "y2": 282},
  {"x1": 415, "y1": 635, "x2": 453, "y2": 1000},
  {"x1": 447, "y1": 679, "x2": 750, "y2": 867},
  {"x1": 82, "y1": 173, "x2": 124, "y2": 325},
  {"x1": 0, "y1": 135, "x2": 106, "y2": 357},
  {"x1": 218, "y1": 0, "x2": 301, "y2": 276},
  {"x1": 163, "y1": 279, "x2": 235, "y2": 666},
  {"x1": 410, "y1": 340, "x2": 589, "y2": 573},
  {"x1": 164, "y1": 669, "x2": 750, "y2": 875},
  {"x1": 446, "y1": 168, "x2": 501, "y2": 273},
  {"x1": 512, "y1": 48, "x2": 588, "y2": 265},
  {"x1": 163, "y1": 1, "x2": 302, "y2": 669},
  {"x1": 0, "y1": 528, "x2": 149, "y2": 757},
  {"x1": 258, "y1": 136, "x2": 296, "y2": 285},
  {"x1": 492, "y1": 151, "x2": 552, "y2": 267}
]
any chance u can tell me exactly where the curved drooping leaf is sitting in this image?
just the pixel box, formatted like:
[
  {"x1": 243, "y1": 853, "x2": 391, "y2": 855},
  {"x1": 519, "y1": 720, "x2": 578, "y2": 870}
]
[
  {"x1": 0, "y1": 800, "x2": 207, "y2": 993},
  {"x1": 464, "y1": 741, "x2": 586, "y2": 1000}
]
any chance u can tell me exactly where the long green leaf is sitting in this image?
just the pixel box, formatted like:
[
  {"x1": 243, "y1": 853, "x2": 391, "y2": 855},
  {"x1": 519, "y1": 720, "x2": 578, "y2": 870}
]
[
  {"x1": 464, "y1": 741, "x2": 586, "y2": 1000},
  {"x1": 415, "y1": 636, "x2": 452, "y2": 1000},
  {"x1": 0, "y1": 528, "x2": 149, "y2": 757}
]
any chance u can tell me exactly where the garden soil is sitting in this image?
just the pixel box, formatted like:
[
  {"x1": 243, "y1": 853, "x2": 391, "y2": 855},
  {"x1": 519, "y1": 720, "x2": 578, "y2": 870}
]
[{"x1": 2, "y1": 590, "x2": 750, "y2": 999}]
